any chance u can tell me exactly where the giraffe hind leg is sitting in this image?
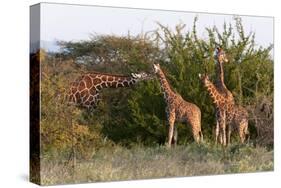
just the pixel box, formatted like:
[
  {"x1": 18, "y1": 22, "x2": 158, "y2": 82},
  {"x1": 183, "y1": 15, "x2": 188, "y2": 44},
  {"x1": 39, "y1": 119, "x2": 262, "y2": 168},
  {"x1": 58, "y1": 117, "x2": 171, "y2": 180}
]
[
  {"x1": 172, "y1": 126, "x2": 178, "y2": 146},
  {"x1": 190, "y1": 121, "x2": 201, "y2": 144},
  {"x1": 239, "y1": 120, "x2": 249, "y2": 144},
  {"x1": 167, "y1": 111, "x2": 175, "y2": 148},
  {"x1": 215, "y1": 120, "x2": 220, "y2": 145}
]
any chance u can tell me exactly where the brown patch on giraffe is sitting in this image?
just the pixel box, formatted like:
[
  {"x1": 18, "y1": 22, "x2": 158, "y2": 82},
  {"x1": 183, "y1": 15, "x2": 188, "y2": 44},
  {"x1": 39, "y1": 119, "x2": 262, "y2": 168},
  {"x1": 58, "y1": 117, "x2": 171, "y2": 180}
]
[
  {"x1": 108, "y1": 76, "x2": 114, "y2": 81},
  {"x1": 89, "y1": 88, "x2": 96, "y2": 95},
  {"x1": 80, "y1": 89, "x2": 88, "y2": 98},
  {"x1": 101, "y1": 76, "x2": 107, "y2": 82},
  {"x1": 83, "y1": 75, "x2": 92, "y2": 88},
  {"x1": 92, "y1": 78, "x2": 102, "y2": 85},
  {"x1": 78, "y1": 81, "x2": 86, "y2": 91}
]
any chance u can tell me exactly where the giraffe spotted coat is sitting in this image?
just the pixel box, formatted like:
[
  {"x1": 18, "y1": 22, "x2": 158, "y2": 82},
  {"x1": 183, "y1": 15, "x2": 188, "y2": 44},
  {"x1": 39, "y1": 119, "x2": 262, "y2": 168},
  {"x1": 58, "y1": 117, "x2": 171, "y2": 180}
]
[
  {"x1": 153, "y1": 64, "x2": 203, "y2": 147},
  {"x1": 66, "y1": 72, "x2": 151, "y2": 109}
]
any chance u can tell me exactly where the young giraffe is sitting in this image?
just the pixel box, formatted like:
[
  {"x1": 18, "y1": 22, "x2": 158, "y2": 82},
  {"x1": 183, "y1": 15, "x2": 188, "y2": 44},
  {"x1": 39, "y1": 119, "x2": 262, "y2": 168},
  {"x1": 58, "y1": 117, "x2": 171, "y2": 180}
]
[
  {"x1": 213, "y1": 47, "x2": 235, "y2": 145},
  {"x1": 66, "y1": 71, "x2": 151, "y2": 109},
  {"x1": 214, "y1": 47, "x2": 249, "y2": 145},
  {"x1": 153, "y1": 64, "x2": 203, "y2": 147},
  {"x1": 199, "y1": 74, "x2": 249, "y2": 145}
]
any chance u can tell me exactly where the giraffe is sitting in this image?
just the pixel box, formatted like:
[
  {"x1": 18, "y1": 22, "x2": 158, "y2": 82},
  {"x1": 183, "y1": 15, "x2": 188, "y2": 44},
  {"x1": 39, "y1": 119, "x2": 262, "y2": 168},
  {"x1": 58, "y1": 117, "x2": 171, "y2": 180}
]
[
  {"x1": 153, "y1": 64, "x2": 203, "y2": 147},
  {"x1": 199, "y1": 73, "x2": 249, "y2": 146},
  {"x1": 66, "y1": 71, "x2": 151, "y2": 109},
  {"x1": 213, "y1": 47, "x2": 235, "y2": 145},
  {"x1": 214, "y1": 47, "x2": 234, "y2": 98},
  {"x1": 214, "y1": 47, "x2": 249, "y2": 144}
]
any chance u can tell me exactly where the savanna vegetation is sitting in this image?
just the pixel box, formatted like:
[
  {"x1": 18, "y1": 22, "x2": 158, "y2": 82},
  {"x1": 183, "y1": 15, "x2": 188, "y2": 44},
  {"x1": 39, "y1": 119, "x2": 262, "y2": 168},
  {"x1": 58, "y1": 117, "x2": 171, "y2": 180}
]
[{"x1": 37, "y1": 17, "x2": 273, "y2": 185}]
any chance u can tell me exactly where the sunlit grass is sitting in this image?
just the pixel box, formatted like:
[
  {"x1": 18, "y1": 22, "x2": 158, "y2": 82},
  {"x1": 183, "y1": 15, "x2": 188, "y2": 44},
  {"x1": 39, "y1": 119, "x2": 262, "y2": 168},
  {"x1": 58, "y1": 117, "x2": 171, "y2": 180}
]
[{"x1": 40, "y1": 143, "x2": 273, "y2": 185}]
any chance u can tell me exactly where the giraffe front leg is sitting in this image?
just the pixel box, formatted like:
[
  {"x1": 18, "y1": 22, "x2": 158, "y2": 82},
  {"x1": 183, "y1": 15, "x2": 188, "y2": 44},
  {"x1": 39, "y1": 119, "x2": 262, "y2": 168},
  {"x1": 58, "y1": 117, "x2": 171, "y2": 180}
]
[
  {"x1": 215, "y1": 120, "x2": 220, "y2": 145},
  {"x1": 215, "y1": 109, "x2": 220, "y2": 145},
  {"x1": 227, "y1": 124, "x2": 232, "y2": 146},
  {"x1": 218, "y1": 111, "x2": 226, "y2": 146},
  {"x1": 222, "y1": 113, "x2": 227, "y2": 147},
  {"x1": 167, "y1": 109, "x2": 175, "y2": 148}
]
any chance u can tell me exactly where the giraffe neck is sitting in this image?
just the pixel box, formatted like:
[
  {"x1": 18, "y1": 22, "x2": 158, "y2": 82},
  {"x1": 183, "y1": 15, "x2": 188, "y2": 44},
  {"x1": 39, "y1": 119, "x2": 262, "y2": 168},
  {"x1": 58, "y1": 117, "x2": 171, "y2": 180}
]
[
  {"x1": 95, "y1": 74, "x2": 139, "y2": 90},
  {"x1": 156, "y1": 68, "x2": 174, "y2": 101},
  {"x1": 204, "y1": 79, "x2": 224, "y2": 108},
  {"x1": 215, "y1": 59, "x2": 227, "y2": 92}
]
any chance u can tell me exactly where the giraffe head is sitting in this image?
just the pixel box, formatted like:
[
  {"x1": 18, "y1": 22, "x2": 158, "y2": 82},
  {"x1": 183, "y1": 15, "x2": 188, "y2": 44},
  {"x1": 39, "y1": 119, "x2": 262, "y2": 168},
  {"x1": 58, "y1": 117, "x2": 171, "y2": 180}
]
[
  {"x1": 131, "y1": 72, "x2": 152, "y2": 81},
  {"x1": 153, "y1": 63, "x2": 161, "y2": 74},
  {"x1": 198, "y1": 73, "x2": 212, "y2": 86},
  {"x1": 214, "y1": 47, "x2": 228, "y2": 64}
]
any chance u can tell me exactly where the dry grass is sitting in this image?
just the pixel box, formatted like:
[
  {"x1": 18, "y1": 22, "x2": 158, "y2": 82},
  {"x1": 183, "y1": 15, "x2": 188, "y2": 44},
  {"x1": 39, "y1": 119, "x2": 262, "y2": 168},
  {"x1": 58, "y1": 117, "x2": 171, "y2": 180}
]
[{"x1": 40, "y1": 143, "x2": 273, "y2": 185}]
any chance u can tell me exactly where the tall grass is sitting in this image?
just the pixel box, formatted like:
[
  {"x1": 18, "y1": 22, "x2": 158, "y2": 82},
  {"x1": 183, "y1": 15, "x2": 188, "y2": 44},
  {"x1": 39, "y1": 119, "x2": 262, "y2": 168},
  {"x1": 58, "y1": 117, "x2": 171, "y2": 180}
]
[{"x1": 40, "y1": 143, "x2": 273, "y2": 185}]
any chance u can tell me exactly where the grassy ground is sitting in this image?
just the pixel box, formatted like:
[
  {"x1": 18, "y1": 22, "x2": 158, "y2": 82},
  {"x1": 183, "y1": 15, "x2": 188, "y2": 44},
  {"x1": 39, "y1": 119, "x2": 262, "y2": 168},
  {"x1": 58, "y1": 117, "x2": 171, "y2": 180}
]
[{"x1": 40, "y1": 143, "x2": 273, "y2": 185}]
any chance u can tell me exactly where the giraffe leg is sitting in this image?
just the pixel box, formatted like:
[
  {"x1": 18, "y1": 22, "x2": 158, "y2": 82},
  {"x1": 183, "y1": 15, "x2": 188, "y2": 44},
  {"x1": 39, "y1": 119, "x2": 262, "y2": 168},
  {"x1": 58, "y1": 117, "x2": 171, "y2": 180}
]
[
  {"x1": 219, "y1": 111, "x2": 226, "y2": 146},
  {"x1": 244, "y1": 120, "x2": 250, "y2": 143},
  {"x1": 227, "y1": 124, "x2": 232, "y2": 146},
  {"x1": 222, "y1": 124, "x2": 227, "y2": 147},
  {"x1": 239, "y1": 120, "x2": 248, "y2": 144},
  {"x1": 172, "y1": 126, "x2": 178, "y2": 146},
  {"x1": 215, "y1": 120, "x2": 220, "y2": 145},
  {"x1": 167, "y1": 109, "x2": 175, "y2": 148},
  {"x1": 193, "y1": 111, "x2": 202, "y2": 143},
  {"x1": 215, "y1": 110, "x2": 220, "y2": 145},
  {"x1": 190, "y1": 121, "x2": 200, "y2": 143}
]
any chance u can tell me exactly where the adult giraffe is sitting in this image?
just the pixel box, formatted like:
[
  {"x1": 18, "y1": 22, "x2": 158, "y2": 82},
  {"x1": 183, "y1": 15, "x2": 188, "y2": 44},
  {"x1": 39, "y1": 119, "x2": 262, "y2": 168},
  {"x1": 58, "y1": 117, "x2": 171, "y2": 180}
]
[
  {"x1": 213, "y1": 47, "x2": 235, "y2": 145},
  {"x1": 214, "y1": 47, "x2": 249, "y2": 145},
  {"x1": 153, "y1": 64, "x2": 203, "y2": 147},
  {"x1": 199, "y1": 72, "x2": 249, "y2": 146}
]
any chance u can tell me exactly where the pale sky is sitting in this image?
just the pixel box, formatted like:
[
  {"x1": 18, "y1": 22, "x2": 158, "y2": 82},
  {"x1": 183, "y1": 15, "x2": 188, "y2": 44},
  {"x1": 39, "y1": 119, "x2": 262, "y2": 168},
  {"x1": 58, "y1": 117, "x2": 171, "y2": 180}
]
[{"x1": 39, "y1": 3, "x2": 273, "y2": 49}]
